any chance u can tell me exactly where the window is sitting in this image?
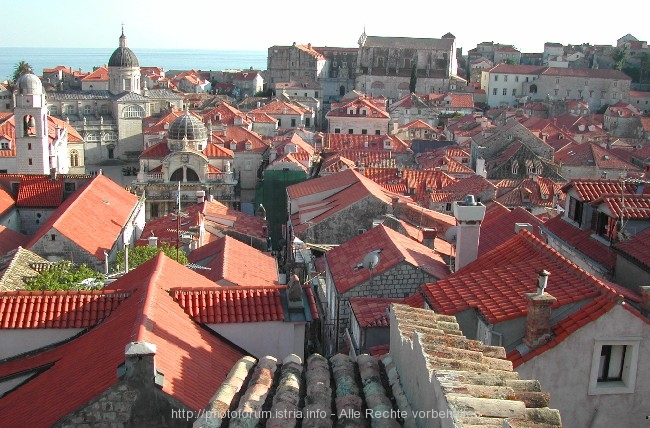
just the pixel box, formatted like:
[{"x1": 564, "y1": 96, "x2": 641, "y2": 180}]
[
  {"x1": 585, "y1": 80, "x2": 589, "y2": 85},
  {"x1": 122, "y1": 105, "x2": 144, "y2": 119},
  {"x1": 0, "y1": 141, "x2": 9, "y2": 150},
  {"x1": 86, "y1": 133, "x2": 100, "y2": 142},
  {"x1": 361, "y1": 129, "x2": 367, "y2": 135},
  {"x1": 49, "y1": 105, "x2": 58, "y2": 115},
  {"x1": 70, "y1": 150, "x2": 79, "y2": 167},
  {"x1": 50, "y1": 234, "x2": 56, "y2": 241},
  {"x1": 515, "y1": 76, "x2": 519, "y2": 82},
  {"x1": 64, "y1": 182, "x2": 76, "y2": 192},
  {"x1": 525, "y1": 77, "x2": 529, "y2": 82},
  {"x1": 100, "y1": 104, "x2": 109, "y2": 114},
  {"x1": 291, "y1": 118, "x2": 296, "y2": 127},
  {"x1": 503, "y1": 88, "x2": 507, "y2": 96},
  {"x1": 614, "y1": 81, "x2": 618, "y2": 87},
  {"x1": 28, "y1": 143, "x2": 32, "y2": 150},
  {"x1": 66, "y1": 105, "x2": 74, "y2": 115},
  {"x1": 613, "y1": 92, "x2": 618, "y2": 98},
  {"x1": 28, "y1": 158, "x2": 33, "y2": 165},
  {"x1": 589, "y1": 339, "x2": 640, "y2": 395},
  {"x1": 494, "y1": 75, "x2": 499, "y2": 81},
  {"x1": 348, "y1": 129, "x2": 353, "y2": 134},
  {"x1": 566, "y1": 90, "x2": 571, "y2": 97},
  {"x1": 512, "y1": 89, "x2": 517, "y2": 96},
  {"x1": 493, "y1": 88, "x2": 497, "y2": 95},
  {"x1": 512, "y1": 162, "x2": 519, "y2": 175},
  {"x1": 504, "y1": 75, "x2": 508, "y2": 82},
  {"x1": 445, "y1": 203, "x2": 452, "y2": 211},
  {"x1": 590, "y1": 90, "x2": 594, "y2": 98},
  {"x1": 83, "y1": 105, "x2": 91, "y2": 115},
  {"x1": 334, "y1": 128, "x2": 341, "y2": 134},
  {"x1": 305, "y1": 117, "x2": 310, "y2": 127},
  {"x1": 567, "y1": 196, "x2": 583, "y2": 225},
  {"x1": 555, "y1": 78, "x2": 560, "y2": 84},
  {"x1": 375, "y1": 130, "x2": 381, "y2": 135}
]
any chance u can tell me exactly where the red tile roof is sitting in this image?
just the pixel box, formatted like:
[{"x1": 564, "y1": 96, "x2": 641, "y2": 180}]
[
  {"x1": 322, "y1": 134, "x2": 411, "y2": 153},
  {"x1": 0, "y1": 226, "x2": 29, "y2": 255},
  {"x1": 0, "y1": 290, "x2": 131, "y2": 329},
  {"x1": 420, "y1": 230, "x2": 628, "y2": 324},
  {"x1": 26, "y1": 174, "x2": 140, "y2": 260},
  {"x1": 173, "y1": 286, "x2": 285, "y2": 323},
  {"x1": 81, "y1": 66, "x2": 108, "y2": 82},
  {"x1": 591, "y1": 194, "x2": 650, "y2": 219},
  {"x1": 0, "y1": 185, "x2": 14, "y2": 217},
  {"x1": 327, "y1": 97, "x2": 389, "y2": 119},
  {"x1": 479, "y1": 204, "x2": 545, "y2": 255},
  {"x1": 555, "y1": 142, "x2": 640, "y2": 170},
  {"x1": 507, "y1": 295, "x2": 646, "y2": 368},
  {"x1": 15, "y1": 175, "x2": 64, "y2": 207},
  {"x1": 561, "y1": 178, "x2": 643, "y2": 200},
  {"x1": 188, "y1": 236, "x2": 278, "y2": 286},
  {"x1": 327, "y1": 224, "x2": 449, "y2": 294},
  {"x1": 350, "y1": 297, "x2": 402, "y2": 327},
  {"x1": 614, "y1": 227, "x2": 650, "y2": 267},
  {"x1": 139, "y1": 141, "x2": 171, "y2": 158},
  {"x1": 0, "y1": 254, "x2": 246, "y2": 426},
  {"x1": 543, "y1": 215, "x2": 618, "y2": 270}
]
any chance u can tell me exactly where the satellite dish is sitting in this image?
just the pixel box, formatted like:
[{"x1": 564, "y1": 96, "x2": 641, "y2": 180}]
[
  {"x1": 362, "y1": 252, "x2": 380, "y2": 270},
  {"x1": 444, "y1": 226, "x2": 458, "y2": 243}
]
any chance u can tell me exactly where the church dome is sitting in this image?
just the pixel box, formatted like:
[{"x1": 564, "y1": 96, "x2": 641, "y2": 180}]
[
  {"x1": 108, "y1": 30, "x2": 140, "y2": 68},
  {"x1": 17, "y1": 73, "x2": 43, "y2": 95},
  {"x1": 168, "y1": 110, "x2": 208, "y2": 141}
]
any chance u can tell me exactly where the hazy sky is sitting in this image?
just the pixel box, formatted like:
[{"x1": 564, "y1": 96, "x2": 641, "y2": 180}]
[{"x1": 3, "y1": 0, "x2": 647, "y2": 53}]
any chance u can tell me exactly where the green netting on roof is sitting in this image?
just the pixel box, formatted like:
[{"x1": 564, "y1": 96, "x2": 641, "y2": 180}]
[{"x1": 255, "y1": 169, "x2": 307, "y2": 250}]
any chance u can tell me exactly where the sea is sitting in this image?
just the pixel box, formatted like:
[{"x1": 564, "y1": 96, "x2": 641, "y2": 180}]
[{"x1": 0, "y1": 47, "x2": 268, "y2": 81}]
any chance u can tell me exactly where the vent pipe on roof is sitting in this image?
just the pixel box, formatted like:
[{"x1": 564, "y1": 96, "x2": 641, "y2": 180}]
[
  {"x1": 537, "y1": 269, "x2": 550, "y2": 295},
  {"x1": 148, "y1": 235, "x2": 158, "y2": 248}
]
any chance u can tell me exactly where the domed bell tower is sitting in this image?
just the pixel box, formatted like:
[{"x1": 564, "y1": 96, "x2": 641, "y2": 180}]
[
  {"x1": 108, "y1": 27, "x2": 141, "y2": 95},
  {"x1": 13, "y1": 73, "x2": 54, "y2": 174}
]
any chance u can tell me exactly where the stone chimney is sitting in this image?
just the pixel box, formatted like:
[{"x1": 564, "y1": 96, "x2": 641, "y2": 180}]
[
  {"x1": 123, "y1": 342, "x2": 157, "y2": 385},
  {"x1": 421, "y1": 228, "x2": 437, "y2": 250},
  {"x1": 515, "y1": 223, "x2": 533, "y2": 234},
  {"x1": 196, "y1": 190, "x2": 205, "y2": 204},
  {"x1": 287, "y1": 274, "x2": 303, "y2": 311},
  {"x1": 453, "y1": 195, "x2": 486, "y2": 272},
  {"x1": 523, "y1": 270, "x2": 556, "y2": 350}
]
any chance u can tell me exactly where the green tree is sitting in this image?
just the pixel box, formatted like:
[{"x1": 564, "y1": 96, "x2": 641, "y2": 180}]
[
  {"x1": 12, "y1": 61, "x2": 33, "y2": 83},
  {"x1": 613, "y1": 48, "x2": 627, "y2": 71},
  {"x1": 113, "y1": 243, "x2": 188, "y2": 272},
  {"x1": 25, "y1": 261, "x2": 106, "y2": 291},
  {"x1": 639, "y1": 52, "x2": 650, "y2": 83},
  {"x1": 409, "y1": 63, "x2": 417, "y2": 93}
]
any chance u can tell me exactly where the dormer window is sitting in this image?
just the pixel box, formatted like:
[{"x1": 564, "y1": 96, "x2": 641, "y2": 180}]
[
  {"x1": 383, "y1": 139, "x2": 392, "y2": 149},
  {"x1": 245, "y1": 142, "x2": 252, "y2": 151},
  {"x1": 512, "y1": 161, "x2": 519, "y2": 175},
  {"x1": 0, "y1": 139, "x2": 10, "y2": 150},
  {"x1": 230, "y1": 142, "x2": 237, "y2": 151}
]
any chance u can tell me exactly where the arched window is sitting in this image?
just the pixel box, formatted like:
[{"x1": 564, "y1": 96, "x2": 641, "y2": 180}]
[
  {"x1": 122, "y1": 105, "x2": 144, "y2": 119},
  {"x1": 339, "y1": 86, "x2": 346, "y2": 97},
  {"x1": 185, "y1": 168, "x2": 199, "y2": 182},
  {"x1": 529, "y1": 84, "x2": 538, "y2": 94},
  {"x1": 70, "y1": 150, "x2": 79, "y2": 167},
  {"x1": 512, "y1": 161, "x2": 519, "y2": 175},
  {"x1": 22, "y1": 115, "x2": 36, "y2": 137},
  {"x1": 104, "y1": 131, "x2": 118, "y2": 141},
  {"x1": 86, "y1": 133, "x2": 100, "y2": 142},
  {"x1": 170, "y1": 168, "x2": 184, "y2": 182}
]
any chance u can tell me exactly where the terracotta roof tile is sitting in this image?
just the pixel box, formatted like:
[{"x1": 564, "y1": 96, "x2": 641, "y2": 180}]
[
  {"x1": 327, "y1": 224, "x2": 449, "y2": 294},
  {"x1": 350, "y1": 297, "x2": 404, "y2": 327},
  {"x1": 26, "y1": 174, "x2": 140, "y2": 260},
  {"x1": 562, "y1": 178, "x2": 645, "y2": 200},
  {"x1": 0, "y1": 185, "x2": 15, "y2": 218},
  {"x1": 543, "y1": 215, "x2": 618, "y2": 270},
  {"x1": 614, "y1": 225, "x2": 650, "y2": 267},
  {"x1": 0, "y1": 247, "x2": 49, "y2": 291},
  {"x1": 421, "y1": 230, "x2": 625, "y2": 324},
  {"x1": 16, "y1": 175, "x2": 64, "y2": 207},
  {"x1": 322, "y1": 133, "x2": 410, "y2": 153},
  {"x1": 188, "y1": 236, "x2": 277, "y2": 286},
  {"x1": 591, "y1": 193, "x2": 650, "y2": 219},
  {"x1": 0, "y1": 289, "x2": 131, "y2": 328},
  {"x1": 0, "y1": 254, "x2": 246, "y2": 426},
  {"x1": 0, "y1": 226, "x2": 29, "y2": 257},
  {"x1": 173, "y1": 286, "x2": 285, "y2": 323},
  {"x1": 480, "y1": 204, "x2": 546, "y2": 255}
]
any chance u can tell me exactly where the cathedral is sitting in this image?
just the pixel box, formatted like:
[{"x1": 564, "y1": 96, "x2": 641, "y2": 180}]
[{"x1": 45, "y1": 29, "x2": 183, "y2": 167}]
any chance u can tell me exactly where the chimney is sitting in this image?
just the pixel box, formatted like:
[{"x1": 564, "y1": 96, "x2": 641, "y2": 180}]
[
  {"x1": 148, "y1": 235, "x2": 158, "y2": 248},
  {"x1": 123, "y1": 342, "x2": 158, "y2": 385},
  {"x1": 421, "y1": 227, "x2": 437, "y2": 250},
  {"x1": 196, "y1": 190, "x2": 206, "y2": 204},
  {"x1": 287, "y1": 274, "x2": 304, "y2": 310},
  {"x1": 515, "y1": 223, "x2": 533, "y2": 234},
  {"x1": 523, "y1": 270, "x2": 556, "y2": 350},
  {"x1": 453, "y1": 195, "x2": 486, "y2": 271}
]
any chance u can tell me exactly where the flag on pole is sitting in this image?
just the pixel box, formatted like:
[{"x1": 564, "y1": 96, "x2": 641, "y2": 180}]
[{"x1": 177, "y1": 181, "x2": 181, "y2": 209}]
